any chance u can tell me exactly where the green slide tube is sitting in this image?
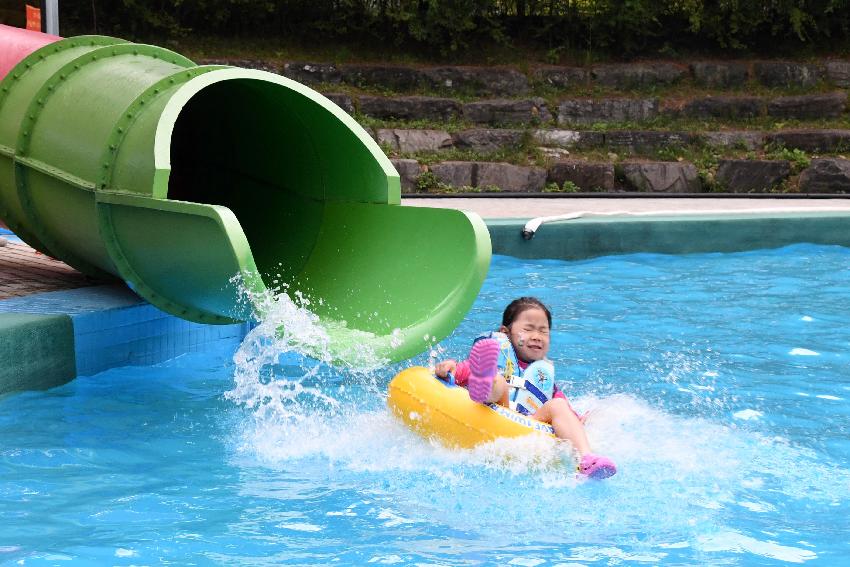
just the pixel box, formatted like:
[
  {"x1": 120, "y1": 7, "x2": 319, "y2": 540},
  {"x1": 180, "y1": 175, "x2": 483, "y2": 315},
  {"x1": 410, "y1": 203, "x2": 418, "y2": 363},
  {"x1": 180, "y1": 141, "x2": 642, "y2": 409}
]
[{"x1": 0, "y1": 35, "x2": 491, "y2": 363}]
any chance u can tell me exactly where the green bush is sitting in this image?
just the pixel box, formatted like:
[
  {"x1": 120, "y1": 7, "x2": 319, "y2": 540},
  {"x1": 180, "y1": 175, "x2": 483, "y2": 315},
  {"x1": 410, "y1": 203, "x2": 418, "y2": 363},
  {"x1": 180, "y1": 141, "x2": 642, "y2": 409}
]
[
  {"x1": 415, "y1": 171, "x2": 447, "y2": 193},
  {"x1": 58, "y1": 1, "x2": 850, "y2": 59}
]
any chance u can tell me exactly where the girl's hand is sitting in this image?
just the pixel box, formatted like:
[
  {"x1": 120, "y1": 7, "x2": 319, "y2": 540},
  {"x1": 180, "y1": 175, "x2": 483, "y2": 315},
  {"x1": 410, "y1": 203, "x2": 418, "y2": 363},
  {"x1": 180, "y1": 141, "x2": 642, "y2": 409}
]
[{"x1": 434, "y1": 360, "x2": 457, "y2": 379}]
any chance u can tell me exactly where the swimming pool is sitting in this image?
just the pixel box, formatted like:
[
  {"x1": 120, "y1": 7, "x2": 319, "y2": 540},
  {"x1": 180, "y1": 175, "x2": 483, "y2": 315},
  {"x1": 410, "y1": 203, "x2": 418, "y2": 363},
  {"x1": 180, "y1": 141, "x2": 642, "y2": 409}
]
[{"x1": 2, "y1": 244, "x2": 849, "y2": 565}]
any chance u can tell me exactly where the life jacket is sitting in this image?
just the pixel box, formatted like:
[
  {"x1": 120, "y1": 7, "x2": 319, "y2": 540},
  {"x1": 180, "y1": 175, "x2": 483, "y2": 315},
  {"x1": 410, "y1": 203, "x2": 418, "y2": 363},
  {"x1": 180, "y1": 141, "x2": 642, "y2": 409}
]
[{"x1": 472, "y1": 332, "x2": 556, "y2": 415}]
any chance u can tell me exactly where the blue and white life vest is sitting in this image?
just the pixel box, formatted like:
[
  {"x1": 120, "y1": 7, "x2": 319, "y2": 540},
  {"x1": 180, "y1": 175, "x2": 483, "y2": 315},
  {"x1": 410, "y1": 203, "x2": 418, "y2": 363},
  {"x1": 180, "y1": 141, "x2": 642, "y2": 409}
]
[{"x1": 472, "y1": 332, "x2": 556, "y2": 415}]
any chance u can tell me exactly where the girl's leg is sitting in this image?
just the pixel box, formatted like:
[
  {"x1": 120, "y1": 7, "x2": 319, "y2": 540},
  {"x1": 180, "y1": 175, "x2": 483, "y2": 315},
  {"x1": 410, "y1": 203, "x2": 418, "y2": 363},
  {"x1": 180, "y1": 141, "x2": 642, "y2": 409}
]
[
  {"x1": 486, "y1": 375, "x2": 509, "y2": 407},
  {"x1": 531, "y1": 398, "x2": 591, "y2": 454},
  {"x1": 533, "y1": 399, "x2": 617, "y2": 479}
]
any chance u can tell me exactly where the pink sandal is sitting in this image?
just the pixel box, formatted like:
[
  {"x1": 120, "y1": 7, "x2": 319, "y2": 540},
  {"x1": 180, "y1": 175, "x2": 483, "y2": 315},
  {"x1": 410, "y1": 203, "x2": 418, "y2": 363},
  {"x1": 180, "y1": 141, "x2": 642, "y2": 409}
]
[
  {"x1": 467, "y1": 338, "x2": 501, "y2": 403},
  {"x1": 578, "y1": 454, "x2": 617, "y2": 480}
]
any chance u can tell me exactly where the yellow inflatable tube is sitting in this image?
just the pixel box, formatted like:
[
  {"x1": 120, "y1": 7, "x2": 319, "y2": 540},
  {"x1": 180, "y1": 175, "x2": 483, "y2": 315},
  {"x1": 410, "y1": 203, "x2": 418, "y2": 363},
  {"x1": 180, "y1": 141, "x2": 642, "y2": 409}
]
[{"x1": 387, "y1": 366, "x2": 555, "y2": 448}]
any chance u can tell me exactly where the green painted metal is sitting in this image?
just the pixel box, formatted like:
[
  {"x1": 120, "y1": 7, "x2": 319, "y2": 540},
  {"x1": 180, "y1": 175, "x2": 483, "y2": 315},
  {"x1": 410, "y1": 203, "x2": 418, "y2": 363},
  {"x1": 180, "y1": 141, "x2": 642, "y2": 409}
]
[
  {"x1": 0, "y1": 36, "x2": 491, "y2": 363},
  {"x1": 0, "y1": 313, "x2": 75, "y2": 395}
]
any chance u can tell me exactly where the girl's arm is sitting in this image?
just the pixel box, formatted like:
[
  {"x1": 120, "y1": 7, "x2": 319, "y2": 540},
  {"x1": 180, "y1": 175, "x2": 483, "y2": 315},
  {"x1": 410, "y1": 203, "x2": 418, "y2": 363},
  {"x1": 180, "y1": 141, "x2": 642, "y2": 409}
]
[{"x1": 434, "y1": 359, "x2": 471, "y2": 386}]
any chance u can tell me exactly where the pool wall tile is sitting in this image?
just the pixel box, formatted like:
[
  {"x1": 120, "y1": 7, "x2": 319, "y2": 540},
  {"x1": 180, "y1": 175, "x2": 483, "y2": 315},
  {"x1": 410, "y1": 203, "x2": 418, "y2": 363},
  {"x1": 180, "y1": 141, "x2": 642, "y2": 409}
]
[
  {"x1": 71, "y1": 304, "x2": 250, "y2": 377},
  {"x1": 0, "y1": 285, "x2": 250, "y2": 390},
  {"x1": 0, "y1": 313, "x2": 76, "y2": 395}
]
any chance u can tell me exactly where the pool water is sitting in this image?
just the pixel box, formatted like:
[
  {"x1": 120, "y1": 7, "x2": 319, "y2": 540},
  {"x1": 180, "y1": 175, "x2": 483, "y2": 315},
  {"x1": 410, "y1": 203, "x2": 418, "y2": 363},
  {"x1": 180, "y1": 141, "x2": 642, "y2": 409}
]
[{"x1": 2, "y1": 243, "x2": 850, "y2": 565}]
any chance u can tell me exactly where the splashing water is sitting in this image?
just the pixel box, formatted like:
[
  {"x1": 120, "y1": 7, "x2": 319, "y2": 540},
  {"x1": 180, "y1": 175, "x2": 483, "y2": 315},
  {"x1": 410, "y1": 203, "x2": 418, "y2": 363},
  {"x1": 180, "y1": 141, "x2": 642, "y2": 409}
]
[
  {"x1": 224, "y1": 281, "x2": 398, "y2": 468},
  {"x1": 219, "y1": 245, "x2": 850, "y2": 564}
]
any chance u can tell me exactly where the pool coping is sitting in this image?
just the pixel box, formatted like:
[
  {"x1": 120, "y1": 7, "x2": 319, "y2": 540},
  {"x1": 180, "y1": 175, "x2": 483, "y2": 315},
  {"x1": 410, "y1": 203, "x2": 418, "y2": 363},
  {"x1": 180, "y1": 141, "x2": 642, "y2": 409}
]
[
  {"x1": 4, "y1": 209, "x2": 850, "y2": 395},
  {"x1": 487, "y1": 211, "x2": 850, "y2": 258}
]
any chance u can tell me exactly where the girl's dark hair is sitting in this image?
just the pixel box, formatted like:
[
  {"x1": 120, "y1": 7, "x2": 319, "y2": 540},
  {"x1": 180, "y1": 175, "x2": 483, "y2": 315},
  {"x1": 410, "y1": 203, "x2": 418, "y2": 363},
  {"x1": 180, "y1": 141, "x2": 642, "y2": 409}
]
[{"x1": 502, "y1": 297, "x2": 552, "y2": 328}]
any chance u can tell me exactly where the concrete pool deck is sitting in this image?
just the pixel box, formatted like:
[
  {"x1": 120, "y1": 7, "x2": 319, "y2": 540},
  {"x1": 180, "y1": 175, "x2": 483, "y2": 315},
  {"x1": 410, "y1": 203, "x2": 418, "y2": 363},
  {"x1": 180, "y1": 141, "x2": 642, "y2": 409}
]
[
  {"x1": 401, "y1": 196, "x2": 850, "y2": 218},
  {"x1": 403, "y1": 196, "x2": 850, "y2": 259},
  {"x1": 3, "y1": 196, "x2": 850, "y2": 395}
]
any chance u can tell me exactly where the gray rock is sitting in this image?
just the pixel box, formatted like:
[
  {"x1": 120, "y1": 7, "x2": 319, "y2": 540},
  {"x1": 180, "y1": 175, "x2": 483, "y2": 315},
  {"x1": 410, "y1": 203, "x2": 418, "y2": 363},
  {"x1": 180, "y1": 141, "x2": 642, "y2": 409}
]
[
  {"x1": 703, "y1": 131, "x2": 765, "y2": 150},
  {"x1": 690, "y1": 61, "x2": 749, "y2": 88},
  {"x1": 557, "y1": 98, "x2": 659, "y2": 126},
  {"x1": 798, "y1": 158, "x2": 850, "y2": 193},
  {"x1": 532, "y1": 66, "x2": 589, "y2": 89},
  {"x1": 282, "y1": 62, "x2": 341, "y2": 84},
  {"x1": 620, "y1": 162, "x2": 702, "y2": 193},
  {"x1": 200, "y1": 58, "x2": 282, "y2": 74},
  {"x1": 463, "y1": 98, "x2": 552, "y2": 125},
  {"x1": 323, "y1": 93, "x2": 355, "y2": 114},
  {"x1": 429, "y1": 161, "x2": 476, "y2": 188},
  {"x1": 476, "y1": 162, "x2": 547, "y2": 192},
  {"x1": 423, "y1": 67, "x2": 530, "y2": 96},
  {"x1": 592, "y1": 63, "x2": 686, "y2": 89},
  {"x1": 767, "y1": 92, "x2": 847, "y2": 120},
  {"x1": 375, "y1": 129, "x2": 453, "y2": 153},
  {"x1": 765, "y1": 129, "x2": 850, "y2": 152},
  {"x1": 427, "y1": 161, "x2": 546, "y2": 191},
  {"x1": 391, "y1": 158, "x2": 423, "y2": 192},
  {"x1": 604, "y1": 131, "x2": 697, "y2": 154},
  {"x1": 533, "y1": 129, "x2": 605, "y2": 149},
  {"x1": 715, "y1": 160, "x2": 791, "y2": 192},
  {"x1": 754, "y1": 61, "x2": 822, "y2": 88},
  {"x1": 452, "y1": 129, "x2": 524, "y2": 152},
  {"x1": 339, "y1": 65, "x2": 426, "y2": 91},
  {"x1": 358, "y1": 96, "x2": 462, "y2": 121},
  {"x1": 825, "y1": 60, "x2": 850, "y2": 88},
  {"x1": 548, "y1": 161, "x2": 615, "y2": 191},
  {"x1": 680, "y1": 96, "x2": 764, "y2": 119},
  {"x1": 539, "y1": 147, "x2": 573, "y2": 160}
]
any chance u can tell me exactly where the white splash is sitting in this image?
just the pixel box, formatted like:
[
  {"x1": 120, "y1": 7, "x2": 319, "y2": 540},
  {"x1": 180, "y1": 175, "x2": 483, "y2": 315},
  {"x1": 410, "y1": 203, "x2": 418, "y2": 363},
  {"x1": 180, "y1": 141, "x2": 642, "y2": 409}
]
[
  {"x1": 733, "y1": 409, "x2": 763, "y2": 421},
  {"x1": 697, "y1": 531, "x2": 817, "y2": 563},
  {"x1": 225, "y1": 279, "x2": 389, "y2": 451},
  {"x1": 789, "y1": 348, "x2": 819, "y2": 356},
  {"x1": 277, "y1": 522, "x2": 323, "y2": 532}
]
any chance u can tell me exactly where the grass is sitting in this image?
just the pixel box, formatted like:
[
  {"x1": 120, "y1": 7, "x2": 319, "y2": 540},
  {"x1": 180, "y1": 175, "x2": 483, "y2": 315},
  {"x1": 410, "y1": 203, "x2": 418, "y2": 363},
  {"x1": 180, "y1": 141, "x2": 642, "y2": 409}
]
[
  {"x1": 355, "y1": 114, "x2": 475, "y2": 134},
  {"x1": 175, "y1": 36, "x2": 846, "y2": 103},
  {"x1": 384, "y1": 130, "x2": 547, "y2": 168},
  {"x1": 356, "y1": 112, "x2": 850, "y2": 136}
]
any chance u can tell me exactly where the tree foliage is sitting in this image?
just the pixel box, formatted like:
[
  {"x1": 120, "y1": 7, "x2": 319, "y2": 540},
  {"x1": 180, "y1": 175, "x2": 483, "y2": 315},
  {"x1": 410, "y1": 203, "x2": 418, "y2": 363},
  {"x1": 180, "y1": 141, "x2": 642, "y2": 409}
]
[{"x1": 58, "y1": 0, "x2": 850, "y2": 57}]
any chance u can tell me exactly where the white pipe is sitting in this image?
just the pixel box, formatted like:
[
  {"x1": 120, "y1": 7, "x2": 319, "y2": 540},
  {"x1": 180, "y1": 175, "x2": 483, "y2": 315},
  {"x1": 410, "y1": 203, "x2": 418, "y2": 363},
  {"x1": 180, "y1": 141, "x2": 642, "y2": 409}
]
[
  {"x1": 521, "y1": 207, "x2": 850, "y2": 239},
  {"x1": 44, "y1": 0, "x2": 59, "y2": 36}
]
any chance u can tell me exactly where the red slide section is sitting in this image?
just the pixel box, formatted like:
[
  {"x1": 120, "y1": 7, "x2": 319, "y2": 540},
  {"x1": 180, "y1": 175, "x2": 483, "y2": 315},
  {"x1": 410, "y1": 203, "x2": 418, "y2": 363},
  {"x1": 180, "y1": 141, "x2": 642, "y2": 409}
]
[{"x1": 0, "y1": 24, "x2": 60, "y2": 81}]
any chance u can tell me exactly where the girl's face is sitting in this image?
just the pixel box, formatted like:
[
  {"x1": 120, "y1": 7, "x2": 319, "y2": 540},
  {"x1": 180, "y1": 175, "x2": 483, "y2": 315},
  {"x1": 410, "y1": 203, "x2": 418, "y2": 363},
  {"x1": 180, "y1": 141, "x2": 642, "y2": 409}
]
[{"x1": 500, "y1": 307, "x2": 550, "y2": 362}]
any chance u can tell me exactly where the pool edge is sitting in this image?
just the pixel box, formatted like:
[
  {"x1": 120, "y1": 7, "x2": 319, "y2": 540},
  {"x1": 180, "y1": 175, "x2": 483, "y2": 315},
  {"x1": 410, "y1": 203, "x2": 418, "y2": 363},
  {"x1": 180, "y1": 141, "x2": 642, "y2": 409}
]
[
  {"x1": 487, "y1": 212, "x2": 850, "y2": 259},
  {"x1": 4, "y1": 211, "x2": 850, "y2": 394}
]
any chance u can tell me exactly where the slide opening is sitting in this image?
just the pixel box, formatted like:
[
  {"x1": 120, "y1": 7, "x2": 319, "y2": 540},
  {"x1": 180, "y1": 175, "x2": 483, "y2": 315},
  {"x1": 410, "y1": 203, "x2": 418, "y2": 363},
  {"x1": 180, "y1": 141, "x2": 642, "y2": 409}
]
[
  {"x1": 168, "y1": 78, "x2": 328, "y2": 290},
  {"x1": 167, "y1": 77, "x2": 396, "y2": 296}
]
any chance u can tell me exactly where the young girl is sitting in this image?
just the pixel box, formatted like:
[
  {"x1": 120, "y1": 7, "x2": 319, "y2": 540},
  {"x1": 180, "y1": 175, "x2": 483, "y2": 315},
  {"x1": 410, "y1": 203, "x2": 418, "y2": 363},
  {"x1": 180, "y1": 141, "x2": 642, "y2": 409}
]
[{"x1": 435, "y1": 297, "x2": 617, "y2": 480}]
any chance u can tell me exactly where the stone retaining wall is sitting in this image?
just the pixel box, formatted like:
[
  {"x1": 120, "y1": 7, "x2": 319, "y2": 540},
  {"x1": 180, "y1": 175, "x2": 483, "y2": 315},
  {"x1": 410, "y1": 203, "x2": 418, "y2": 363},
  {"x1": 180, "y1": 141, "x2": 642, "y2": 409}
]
[
  {"x1": 309, "y1": 91, "x2": 848, "y2": 126},
  {"x1": 194, "y1": 59, "x2": 850, "y2": 94},
  {"x1": 373, "y1": 127, "x2": 850, "y2": 155},
  {"x1": 393, "y1": 157, "x2": 850, "y2": 194},
  {"x1": 193, "y1": 57, "x2": 850, "y2": 194}
]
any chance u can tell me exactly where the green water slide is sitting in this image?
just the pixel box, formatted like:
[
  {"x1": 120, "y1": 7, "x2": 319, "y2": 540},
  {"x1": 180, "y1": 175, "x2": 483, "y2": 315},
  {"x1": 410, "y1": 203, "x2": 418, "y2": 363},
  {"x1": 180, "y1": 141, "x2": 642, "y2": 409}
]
[{"x1": 0, "y1": 35, "x2": 491, "y2": 363}]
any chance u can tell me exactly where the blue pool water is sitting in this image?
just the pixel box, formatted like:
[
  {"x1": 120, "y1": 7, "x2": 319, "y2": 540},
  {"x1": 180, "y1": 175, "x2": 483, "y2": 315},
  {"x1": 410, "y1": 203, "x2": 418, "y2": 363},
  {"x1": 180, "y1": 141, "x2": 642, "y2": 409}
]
[{"x1": 2, "y1": 243, "x2": 850, "y2": 565}]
